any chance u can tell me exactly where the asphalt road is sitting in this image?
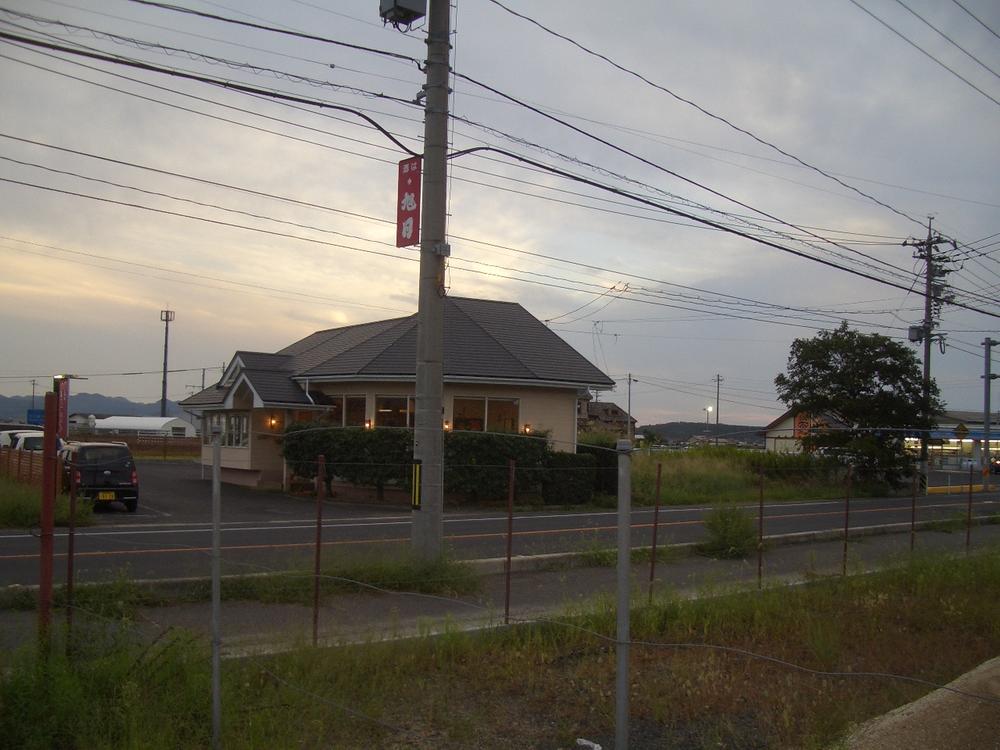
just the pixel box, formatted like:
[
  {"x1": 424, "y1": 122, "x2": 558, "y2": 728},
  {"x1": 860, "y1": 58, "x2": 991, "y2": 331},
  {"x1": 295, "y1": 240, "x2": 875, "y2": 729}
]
[{"x1": 1, "y1": 461, "x2": 998, "y2": 586}]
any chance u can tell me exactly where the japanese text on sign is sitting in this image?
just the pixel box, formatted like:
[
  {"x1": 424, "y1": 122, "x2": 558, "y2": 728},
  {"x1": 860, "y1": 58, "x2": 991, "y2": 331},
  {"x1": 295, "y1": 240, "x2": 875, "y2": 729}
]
[{"x1": 396, "y1": 156, "x2": 422, "y2": 247}]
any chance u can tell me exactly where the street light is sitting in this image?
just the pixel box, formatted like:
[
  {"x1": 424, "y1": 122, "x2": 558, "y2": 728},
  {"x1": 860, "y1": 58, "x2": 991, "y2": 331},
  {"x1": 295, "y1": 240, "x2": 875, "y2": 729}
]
[{"x1": 704, "y1": 405, "x2": 713, "y2": 434}]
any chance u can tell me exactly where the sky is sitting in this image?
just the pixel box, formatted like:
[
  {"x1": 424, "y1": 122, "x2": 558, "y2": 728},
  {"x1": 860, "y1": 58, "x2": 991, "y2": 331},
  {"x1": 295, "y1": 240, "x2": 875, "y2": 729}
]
[{"x1": 0, "y1": 0, "x2": 997, "y2": 427}]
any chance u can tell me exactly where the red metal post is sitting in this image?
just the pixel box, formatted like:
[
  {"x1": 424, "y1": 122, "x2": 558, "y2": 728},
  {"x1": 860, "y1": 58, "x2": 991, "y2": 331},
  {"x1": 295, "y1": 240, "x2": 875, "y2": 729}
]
[
  {"x1": 647, "y1": 463, "x2": 662, "y2": 605},
  {"x1": 27, "y1": 449, "x2": 34, "y2": 484},
  {"x1": 966, "y1": 463, "x2": 974, "y2": 555},
  {"x1": 504, "y1": 459, "x2": 515, "y2": 625},
  {"x1": 757, "y1": 464, "x2": 764, "y2": 590},
  {"x1": 16, "y1": 448, "x2": 22, "y2": 482},
  {"x1": 65, "y1": 459, "x2": 77, "y2": 657},
  {"x1": 313, "y1": 455, "x2": 326, "y2": 646},
  {"x1": 910, "y1": 472, "x2": 917, "y2": 553},
  {"x1": 38, "y1": 392, "x2": 57, "y2": 654},
  {"x1": 842, "y1": 466, "x2": 852, "y2": 577}
]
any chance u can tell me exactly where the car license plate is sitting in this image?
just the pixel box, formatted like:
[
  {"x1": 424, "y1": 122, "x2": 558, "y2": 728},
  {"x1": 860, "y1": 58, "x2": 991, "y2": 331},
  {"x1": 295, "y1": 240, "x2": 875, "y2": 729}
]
[{"x1": 97, "y1": 491, "x2": 116, "y2": 501}]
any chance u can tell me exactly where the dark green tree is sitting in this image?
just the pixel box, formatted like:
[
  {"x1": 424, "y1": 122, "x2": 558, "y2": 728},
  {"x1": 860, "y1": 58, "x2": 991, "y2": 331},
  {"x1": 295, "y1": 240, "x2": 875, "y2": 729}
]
[{"x1": 774, "y1": 322, "x2": 944, "y2": 485}]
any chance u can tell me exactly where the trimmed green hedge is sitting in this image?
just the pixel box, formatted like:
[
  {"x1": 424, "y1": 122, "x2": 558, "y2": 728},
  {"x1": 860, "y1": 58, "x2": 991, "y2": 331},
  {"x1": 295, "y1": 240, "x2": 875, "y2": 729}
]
[{"x1": 541, "y1": 452, "x2": 596, "y2": 505}]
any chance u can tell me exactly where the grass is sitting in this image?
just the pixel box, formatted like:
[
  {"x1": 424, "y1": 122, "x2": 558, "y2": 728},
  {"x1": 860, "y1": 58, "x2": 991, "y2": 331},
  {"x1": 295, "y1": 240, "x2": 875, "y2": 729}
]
[
  {"x1": 0, "y1": 553, "x2": 479, "y2": 613},
  {"x1": 697, "y1": 503, "x2": 758, "y2": 558},
  {"x1": 630, "y1": 446, "x2": 900, "y2": 506},
  {"x1": 3, "y1": 547, "x2": 997, "y2": 748},
  {"x1": 0, "y1": 477, "x2": 93, "y2": 529}
]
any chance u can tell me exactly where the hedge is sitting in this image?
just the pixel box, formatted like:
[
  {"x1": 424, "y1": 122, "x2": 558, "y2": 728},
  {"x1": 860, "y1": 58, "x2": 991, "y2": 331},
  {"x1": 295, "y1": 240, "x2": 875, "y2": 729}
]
[{"x1": 541, "y1": 452, "x2": 596, "y2": 505}]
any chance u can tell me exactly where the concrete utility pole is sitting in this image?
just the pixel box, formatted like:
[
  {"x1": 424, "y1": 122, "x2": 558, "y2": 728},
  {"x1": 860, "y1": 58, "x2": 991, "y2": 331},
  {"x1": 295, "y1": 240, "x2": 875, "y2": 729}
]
[
  {"x1": 903, "y1": 219, "x2": 952, "y2": 490},
  {"x1": 626, "y1": 373, "x2": 638, "y2": 441},
  {"x1": 160, "y1": 310, "x2": 175, "y2": 418},
  {"x1": 713, "y1": 373, "x2": 723, "y2": 445},
  {"x1": 985, "y1": 338, "x2": 998, "y2": 491},
  {"x1": 410, "y1": 0, "x2": 450, "y2": 558}
]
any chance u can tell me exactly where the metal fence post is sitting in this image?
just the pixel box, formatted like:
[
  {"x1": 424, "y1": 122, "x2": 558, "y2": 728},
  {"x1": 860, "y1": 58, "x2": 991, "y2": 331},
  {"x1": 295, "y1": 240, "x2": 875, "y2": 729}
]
[
  {"x1": 842, "y1": 465, "x2": 852, "y2": 577},
  {"x1": 504, "y1": 459, "x2": 515, "y2": 625},
  {"x1": 757, "y1": 464, "x2": 764, "y2": 590},
  {"x1": 647, "y1": 462, "x2": 662, "y2": 605},
  {"x1": 211, "y1": 434, "x2": 222, "y2": 750},
  {"x1": 615, "y1": 439, "x2": 632, "y2": 750},
  {"x1": 65, "y1": 460, "x2": 77, "y2": 658},
  {"x1": 313, "y1": 455, "x2": 326, "y2": 646},
  {"x1": 910, "y1": 472, "x2": 917, "y2": 553},
  {"x1": 966, "y1": 463, "x2": 974, "y2": 555}
]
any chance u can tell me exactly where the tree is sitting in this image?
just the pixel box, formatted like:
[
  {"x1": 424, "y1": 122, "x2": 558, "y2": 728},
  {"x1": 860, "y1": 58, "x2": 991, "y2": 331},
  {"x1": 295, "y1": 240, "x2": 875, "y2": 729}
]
[{"x1": 774, "y1": 322, "x2": 943, "y2": 485}]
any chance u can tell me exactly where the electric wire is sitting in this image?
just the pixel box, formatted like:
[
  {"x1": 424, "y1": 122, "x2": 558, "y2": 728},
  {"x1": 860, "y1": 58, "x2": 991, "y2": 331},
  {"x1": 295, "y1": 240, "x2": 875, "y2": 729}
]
[
  {"x1": 949, "y1": 0, "x2": 1000, "y2": 41},
  {"x1": 848, "y1": 0, "x2": 1000, "y2": 107},
  {"x1": 890, "y1": 0, "x2": 1000, "y2": 79},
  {"x1": 483, "y1": 0, "x2": 929, "y2": 225}
]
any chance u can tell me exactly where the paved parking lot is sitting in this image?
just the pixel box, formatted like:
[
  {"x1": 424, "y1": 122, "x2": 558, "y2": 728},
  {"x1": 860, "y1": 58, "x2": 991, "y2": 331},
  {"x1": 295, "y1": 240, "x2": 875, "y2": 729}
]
[{"x1": 120, "y1": 461, "x2": 407, "y2": 525}]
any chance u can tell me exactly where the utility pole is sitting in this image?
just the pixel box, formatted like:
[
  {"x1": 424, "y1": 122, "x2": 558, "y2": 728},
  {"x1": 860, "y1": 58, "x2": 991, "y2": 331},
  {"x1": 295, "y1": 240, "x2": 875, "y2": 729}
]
[
  {"x1": 410, "y1": 0, "x2": 450, "y2": 558},
  {"x1": 160, "y1": 310, "x2": 175, "y2": 418},
  {"x1": 713, "y1": 373, "x2": 723, "y2": 445},
  {"x1": 903, "y1": 219, "x2": 953, "y2": 491},
  {"x1": 984, "y1": 338, "x2": 998, "y2": 491},
  {"x1": 626, "y1": 373, "x2": 638, "y2": 441},
  {"x1": 30, "y1": 378, "x2": 36, "y2": 410}
]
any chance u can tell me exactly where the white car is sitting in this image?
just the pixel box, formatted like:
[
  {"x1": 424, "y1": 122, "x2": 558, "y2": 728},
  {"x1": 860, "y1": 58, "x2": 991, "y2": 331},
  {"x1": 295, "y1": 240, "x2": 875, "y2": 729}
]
[
  {"x1": 0, "y1": 429, "x2": 38, "y2": 448},
  {"x1": 9, "y1": 431, "x2": 64, "y2": 452}
]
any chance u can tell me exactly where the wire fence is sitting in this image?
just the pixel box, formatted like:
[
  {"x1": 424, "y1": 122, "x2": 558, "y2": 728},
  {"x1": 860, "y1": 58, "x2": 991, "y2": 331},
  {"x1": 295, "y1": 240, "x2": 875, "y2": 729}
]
[{"x1": 8, "y1": 448, "x2": 1000, "y2": 747}]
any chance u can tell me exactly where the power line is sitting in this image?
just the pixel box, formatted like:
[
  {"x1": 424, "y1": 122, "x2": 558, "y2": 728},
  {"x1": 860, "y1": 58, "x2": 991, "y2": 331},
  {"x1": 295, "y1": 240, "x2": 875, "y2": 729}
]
[
  {"x1": 451, "y1": 146, "x2": 1000, "y2": 319},
  {"x1": 126, "y1": 0, "x2": 421, "y2": 66},
  {"x1": 0, "y1": 29, "x2": 420, "y2": 155},
  {"x1": 890, "y1": 0, "x2": 1000, "y2": 79},
  {"x1": 848, "y1": 0, "x2": 1000, "y2": 107},
  {"x1": 483, "y1": 0, "x2": 927, "y2": 226},
  {"x1": 950, "y1": 0, "x2": 1000, "y2": 41}
]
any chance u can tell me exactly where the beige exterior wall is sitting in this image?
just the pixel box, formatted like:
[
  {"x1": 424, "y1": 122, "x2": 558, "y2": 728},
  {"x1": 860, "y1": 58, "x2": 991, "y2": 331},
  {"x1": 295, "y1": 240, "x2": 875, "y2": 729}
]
[{"x1": 764, "y1": 415, "x2": 802, "y2": 454}]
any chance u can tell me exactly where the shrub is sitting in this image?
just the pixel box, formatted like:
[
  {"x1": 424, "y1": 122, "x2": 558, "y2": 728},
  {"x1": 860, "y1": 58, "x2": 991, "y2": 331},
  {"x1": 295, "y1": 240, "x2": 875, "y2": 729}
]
[
  {"x1": 541, "y1": 452, "x2": 596, "y2": 505},
  {"x1": 698, "y1": 504, "x2": 757, "y2": 559},
  {"x1": 282, "y1": 424, "x2": 412, "y2": 501},
  {"x1": 444, "y1": 430, "x2": 550, "y2": 504},
  {"x1": 577, "y1": 430, "x2": 620, "y2": 496}
]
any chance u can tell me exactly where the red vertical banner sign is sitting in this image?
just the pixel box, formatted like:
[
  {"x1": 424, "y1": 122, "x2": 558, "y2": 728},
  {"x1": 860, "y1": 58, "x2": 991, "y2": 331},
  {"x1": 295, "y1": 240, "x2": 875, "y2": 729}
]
[
  {"x1": 396, "y1": 155, "x2": 422, "y2": 247},
  {"x1": 56, "y1": 377, "x2": 69, "y2": 439}
]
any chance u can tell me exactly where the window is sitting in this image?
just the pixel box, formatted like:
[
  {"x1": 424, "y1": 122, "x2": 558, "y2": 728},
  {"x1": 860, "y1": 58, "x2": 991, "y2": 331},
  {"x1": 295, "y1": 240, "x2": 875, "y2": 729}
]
[
  {"x1": 204, "y1": 413, "x2": 248, "y2": 446},
  {"x1": 375, "y1": 396, "x2": 411, "y2": 427},
  {"x1": 453, "y1": 398, "x2": 485, "y2": 431},
  {"x1": 487, "y1": 398, "x2": 519, "y2": 433},
  {"x1": 224, "y1": 413, "x2": 249, "y2": 447},
  {"x1": 345, "y1": 396, "x2": 367, "y2": 427}
]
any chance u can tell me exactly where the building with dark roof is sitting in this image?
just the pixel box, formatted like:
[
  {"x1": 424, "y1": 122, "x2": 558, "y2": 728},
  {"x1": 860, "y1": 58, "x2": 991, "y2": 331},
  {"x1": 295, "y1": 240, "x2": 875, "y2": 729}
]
[{"x1": 181, "y1": 297, "x2": 614, "y2": 487}]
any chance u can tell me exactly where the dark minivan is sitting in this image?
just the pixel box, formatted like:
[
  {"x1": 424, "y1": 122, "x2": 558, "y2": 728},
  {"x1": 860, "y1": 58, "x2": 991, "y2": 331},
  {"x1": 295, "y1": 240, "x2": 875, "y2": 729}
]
[{"x1": 60, "y1": 442, "x2": 139, "y2": 512}]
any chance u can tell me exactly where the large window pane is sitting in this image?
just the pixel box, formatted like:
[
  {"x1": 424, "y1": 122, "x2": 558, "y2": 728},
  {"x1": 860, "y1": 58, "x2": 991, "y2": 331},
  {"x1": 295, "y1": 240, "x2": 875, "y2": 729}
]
[
  {"x1": 487, "y1": 398, "x2": 519, "y2": 433},
  {"x1": 453, "y1": 398, "x2": 485, "y2": 431},
  {"x1": 375, "y1": 396, "x2": 409, "y2": 427},
  {"x1": 345, "y1": 396, "x2": 367, "y2": 427}
]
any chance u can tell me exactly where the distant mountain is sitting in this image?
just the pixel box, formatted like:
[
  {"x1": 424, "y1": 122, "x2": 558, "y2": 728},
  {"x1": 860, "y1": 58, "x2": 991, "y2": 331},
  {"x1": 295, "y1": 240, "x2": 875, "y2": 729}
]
[
  {"x1": 639, "y1": 421, "x2": 766, "y2": 446},
  {"x1": 0, "y1": 392, "x2": 184, "y2": 421}
]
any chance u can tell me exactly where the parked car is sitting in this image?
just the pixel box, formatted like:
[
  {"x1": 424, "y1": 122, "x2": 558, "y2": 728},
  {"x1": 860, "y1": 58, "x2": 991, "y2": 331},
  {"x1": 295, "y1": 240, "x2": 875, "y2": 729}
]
[
  {"x1": 8, "y1": 431, "x2": 65, "y2": 452},
  {"x1": 59, "y1": 442, "x2": 139, "y2": 513},
  {"x1": 0, "y1": 429, "x2": 35, "y2": 448}
]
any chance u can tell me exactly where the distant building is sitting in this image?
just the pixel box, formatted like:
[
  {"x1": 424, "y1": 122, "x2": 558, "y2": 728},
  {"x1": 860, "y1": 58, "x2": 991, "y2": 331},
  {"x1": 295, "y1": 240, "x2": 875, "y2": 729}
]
[
  {"x1": 90, "y1": 416, "x2": 198, "y2": 438},
  {"x1": 578, "y1": 400, "x2": 636, "y2": 436}
]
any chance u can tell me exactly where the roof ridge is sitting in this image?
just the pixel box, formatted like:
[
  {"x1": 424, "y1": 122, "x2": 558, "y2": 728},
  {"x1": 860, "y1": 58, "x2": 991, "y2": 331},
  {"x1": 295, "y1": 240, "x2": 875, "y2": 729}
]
[
  {"x1": 449, "y1": 298, "x2": 541, "y2": 379},
  {"x1": 348, "y1": 316, "x2": 418, "y2": 372},
  {"x1": 282, "y1": 315, "x2": 412, "y2": 362}
]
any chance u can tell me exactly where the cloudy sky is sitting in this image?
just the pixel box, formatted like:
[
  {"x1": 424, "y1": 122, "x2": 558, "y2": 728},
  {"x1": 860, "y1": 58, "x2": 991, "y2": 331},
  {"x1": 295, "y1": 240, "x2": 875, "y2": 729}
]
[{"x1": 0, "y1": 0, "x2": 997, "y2": 426}]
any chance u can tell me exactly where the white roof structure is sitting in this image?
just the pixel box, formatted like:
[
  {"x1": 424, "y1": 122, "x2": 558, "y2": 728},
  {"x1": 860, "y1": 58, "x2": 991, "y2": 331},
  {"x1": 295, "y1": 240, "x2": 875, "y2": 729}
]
[{"x1": 92, "y1": 416, "x2": 197, "y2": 436}]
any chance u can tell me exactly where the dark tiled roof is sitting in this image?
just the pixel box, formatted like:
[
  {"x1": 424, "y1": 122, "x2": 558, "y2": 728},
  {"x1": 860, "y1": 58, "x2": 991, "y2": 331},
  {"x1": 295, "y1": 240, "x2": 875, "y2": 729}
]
[
  {"x1": 241, "y1": 369, "x2": 311, "y2": 405},
  {"x1": 180, "y1": 384, "x2": 227, "y2": 407},
  {"x1": 180, "y1": 297, "x2": 613, "y2": 410}
]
